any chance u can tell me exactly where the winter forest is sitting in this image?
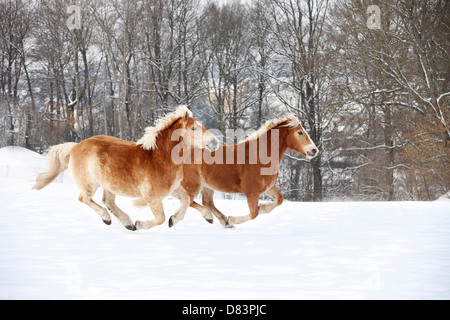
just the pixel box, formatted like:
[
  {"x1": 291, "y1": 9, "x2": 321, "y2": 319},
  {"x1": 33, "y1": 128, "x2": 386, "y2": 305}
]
[{"x1": 0, "y1": 0, "x2": 448, "y2": 201}]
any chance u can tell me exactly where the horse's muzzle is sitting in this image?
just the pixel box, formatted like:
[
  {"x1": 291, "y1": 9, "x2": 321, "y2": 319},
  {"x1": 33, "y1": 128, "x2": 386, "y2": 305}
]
[
  {"x1": 206, "y1": 138, "x2": 219, "y2": 152},
  {"x1": 307, "y1": 147, "x2": 319, "y2": 159}
]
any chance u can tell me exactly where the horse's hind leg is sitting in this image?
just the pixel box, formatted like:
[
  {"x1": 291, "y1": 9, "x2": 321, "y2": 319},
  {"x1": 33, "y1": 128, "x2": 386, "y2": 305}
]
[
  {"x1": 190, "y1": 201, "x2": 214, "y2": 225},
  {"x1": 169, "y1": 186, "x2": 214, "y2": 227},
  {"x1": 201, "y1": 188, "x2": 233, "y2": 228},
  {"x1": 135, "y1": 198, "x2": 165, "y2": 230},
  {"x1": 102, "y1": 189, "x2": 136, "y2": 231},
  {"x1": 78, "y1": 186, "x2": 112, "y2": 225},
  {"x1": 259, "y1": 185, "x2": 284, "y2": 214}
]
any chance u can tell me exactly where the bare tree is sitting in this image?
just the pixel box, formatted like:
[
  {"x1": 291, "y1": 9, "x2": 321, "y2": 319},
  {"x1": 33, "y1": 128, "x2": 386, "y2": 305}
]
[
  {"x1": 248, "y1": 0, "x2": 274, "y2": 128},
  {"x1": 202, "y1": 1, "x2": 253, "y2": 134},
  {"x1": 266, "y1": 0, "x2": 329, "y2": 201},
  {"x1": 0, "y1": 0, "x2": 35, "y2": 146}
]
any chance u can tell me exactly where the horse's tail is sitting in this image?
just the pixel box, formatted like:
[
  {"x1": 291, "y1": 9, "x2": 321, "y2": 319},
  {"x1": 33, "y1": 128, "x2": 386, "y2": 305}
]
[
  {"x1": 33, "y1": 142, "x2": 78, "y2": 190},
  {"x1": 133, "y1": 198, "x2": 148, "y2": 208}
]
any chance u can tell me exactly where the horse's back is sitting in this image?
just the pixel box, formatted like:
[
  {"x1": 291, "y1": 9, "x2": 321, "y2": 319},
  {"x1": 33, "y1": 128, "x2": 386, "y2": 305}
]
[
  {"x1": 71, "y1": 135, "x2": 139, "y2": 166},
  {"x1": 82, "y1": 135, "x2": 136, "y2": 148}
]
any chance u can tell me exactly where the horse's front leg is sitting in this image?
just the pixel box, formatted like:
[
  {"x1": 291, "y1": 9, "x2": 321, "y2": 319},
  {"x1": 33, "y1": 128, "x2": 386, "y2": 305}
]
[
  {"x1": 201, "y1": 187, "x2": 232, "y2": 228},
  {"x1": 135, "y1": 198, "x2": 165, "y2": 230},
  {"x1": 258, "y1": 185, "x2": 284, "y2": 214},
  {"x1": 228, "y1": 193, "x2": 260, "y2": 225},
  {"x1": 168, "y1": 187, "x2": 192, "y2": 228}
]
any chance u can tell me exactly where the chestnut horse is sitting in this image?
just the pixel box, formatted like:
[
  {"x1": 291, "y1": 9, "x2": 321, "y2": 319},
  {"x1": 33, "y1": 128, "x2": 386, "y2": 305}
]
[
  {"x1": 136, "y1": 114, "x2": 318, "y2": 227},
  {"x1": 33, "y1": 105, "x2": 219, "y2": 231}
]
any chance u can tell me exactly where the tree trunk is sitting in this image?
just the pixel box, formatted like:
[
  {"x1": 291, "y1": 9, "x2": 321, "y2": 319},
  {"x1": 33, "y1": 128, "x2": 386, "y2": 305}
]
[
  {"x1": 72, "y1": 30, "x2": 80, "y2": 141},
  {"x1": 383, "y1": 106, "x2": 394, "y2": 200},
  {"x1": 81, "y1": 47, "x2": 93, "y2": 137},
  {"x1": 312, "y1": 154, "x2": 323, "y2": 201}
]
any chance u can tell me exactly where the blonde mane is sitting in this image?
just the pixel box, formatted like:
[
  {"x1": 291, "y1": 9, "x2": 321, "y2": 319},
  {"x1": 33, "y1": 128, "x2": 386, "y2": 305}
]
[
  {"x1": 136, "y1": 105, "x2": 192, "y2": 150},
  {"x1": 243, "y1": 114, "x2": 301, "y2": 143}
]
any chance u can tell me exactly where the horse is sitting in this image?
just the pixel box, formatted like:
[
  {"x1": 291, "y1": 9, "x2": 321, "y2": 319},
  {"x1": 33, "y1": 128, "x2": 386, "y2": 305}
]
[
  {"x1": 33, "y1": 105, "x2": 219, "y2": 231},
  {"x1": 135, "y1": 113, "x2": 318, "y2": 227}
]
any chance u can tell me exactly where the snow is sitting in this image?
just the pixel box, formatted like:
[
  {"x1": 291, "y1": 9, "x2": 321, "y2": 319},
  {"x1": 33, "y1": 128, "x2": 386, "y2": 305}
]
[{"x1": 0, "y1": 146, "x2": 449, "y2": 299}]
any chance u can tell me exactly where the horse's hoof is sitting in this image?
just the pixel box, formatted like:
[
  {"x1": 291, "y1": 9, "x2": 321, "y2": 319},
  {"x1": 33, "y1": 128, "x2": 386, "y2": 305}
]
[
  {"x1": 206, "y1": 218, "x2": 213, "y2": 224},
  {"x1": 125, "y1": 224, "x2": 136, "y2": 231},
  {"x1": 224, "y1": 218, "x2": 234, "y2": 228},
  {"x1": 135, "y1": 221, "x2": 141, "y2": 230},
  {"x1": 168, "y1": 216, "x2": 174, "y2": 228},
  {"x1": 103, "y1": 219, "x2": 112, "y2": 225}
]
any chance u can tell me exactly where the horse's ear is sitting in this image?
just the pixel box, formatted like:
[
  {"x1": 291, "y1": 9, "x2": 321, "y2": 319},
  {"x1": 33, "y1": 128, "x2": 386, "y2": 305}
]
[{"x1": 185, "y1": 111, "x2": 189, "y2": 120}]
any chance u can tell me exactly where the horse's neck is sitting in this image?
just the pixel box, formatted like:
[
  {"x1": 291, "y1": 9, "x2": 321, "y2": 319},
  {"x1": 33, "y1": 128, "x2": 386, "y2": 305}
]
[
  {"x1": 153, "y1": 129, "x2": 185, "y2": 167},
  {"x1": 266, "y1": 127, "x2": 288, "y2": 162}
]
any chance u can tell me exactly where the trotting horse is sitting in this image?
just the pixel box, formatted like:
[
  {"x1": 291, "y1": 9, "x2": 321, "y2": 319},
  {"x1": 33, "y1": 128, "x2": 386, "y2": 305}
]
[
  {"x1": 33, "y1": 105, "x2": 219, "y2": 231},
  {"x1": 135, "y1": 113, "x2": 318, "y2": 227}
]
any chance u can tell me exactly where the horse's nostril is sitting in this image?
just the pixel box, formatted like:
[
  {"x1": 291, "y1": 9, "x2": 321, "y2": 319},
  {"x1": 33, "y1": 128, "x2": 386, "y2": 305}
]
[{"x1": 312, "y1": 148, "x2": 317, "y2": 154}]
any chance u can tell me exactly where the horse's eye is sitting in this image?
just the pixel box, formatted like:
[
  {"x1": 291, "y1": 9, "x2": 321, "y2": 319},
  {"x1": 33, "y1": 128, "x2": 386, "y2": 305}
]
[
  {"x1": 298, "y1": 131, "x2": 303, "y2": 136},
  {"x1": 191, "y1": 127, "x2": 197, "y2": 131}
]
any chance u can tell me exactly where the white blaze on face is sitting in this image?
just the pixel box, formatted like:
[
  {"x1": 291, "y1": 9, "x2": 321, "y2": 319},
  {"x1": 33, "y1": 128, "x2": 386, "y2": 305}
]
[
  {"x1": 299, "y1": 126, "x2": 318, "y2": 159},
  {"x1": 305, "y1": 131, "x2": 319, "y2": 158},
  {"x1": 191, "y1": 120, "x2": 217, "y2": 151}
]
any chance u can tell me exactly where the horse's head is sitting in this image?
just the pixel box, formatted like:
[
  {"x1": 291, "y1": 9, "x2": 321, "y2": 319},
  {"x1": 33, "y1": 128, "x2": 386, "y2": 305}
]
[
  {"x1": 179, "y1": 112, "x2": 219, "y2": 152},
  {"x1": 285, "y1": 123, "x2": 319, "y2": 159}
]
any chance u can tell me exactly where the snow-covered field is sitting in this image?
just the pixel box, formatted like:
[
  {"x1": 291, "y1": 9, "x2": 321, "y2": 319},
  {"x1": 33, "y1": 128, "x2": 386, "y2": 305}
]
[{"x1": 0, "y1": 146, "x2": 449, "y2": 299}]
